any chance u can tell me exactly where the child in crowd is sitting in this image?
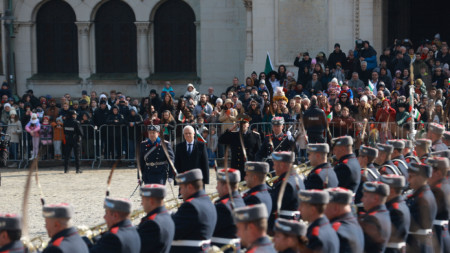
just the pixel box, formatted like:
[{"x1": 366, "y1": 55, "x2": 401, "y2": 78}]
[
  {"x1": 51, "y1": 116, "x2": 65, "y2": 160},
  {"x1": 25, "y1": 113, "x2": 41, "y2": 160},
  {"x1": 40, "y1": 116, "x2": 53, "y2": 159},
  {"x1": 161, "y1": 81, "x2": 175, "y2": 98},
  {"x1": 6, "y1": 111, "x2": 22, "y2": 166}
]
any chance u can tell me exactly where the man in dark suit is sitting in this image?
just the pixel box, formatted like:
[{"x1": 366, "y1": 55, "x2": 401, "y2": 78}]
[
  {"x1": 207, "y1": 87, "x2": 218, "y2": 106},
  {"x1": 174, "y1": 125, "x2": 209, "y2": 185}
]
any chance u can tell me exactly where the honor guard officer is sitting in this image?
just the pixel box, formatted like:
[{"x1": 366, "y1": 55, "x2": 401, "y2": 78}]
[
  {"x1": 212, "y1": 169, "x2": 245, "y2": 251},
  {"x1": 355, "y1": 146, "x2": 380, "y2": 204},
  {"x1": 406, "y1": 163, "x2": 437, "y2": 253},
  {"x1": 171, "y1": 169, "x2": 217, "y2": 253},
  {"x1": 234, "y1": 204, "x2": 276, "y2": 253},
  {"x1": 218, "y1": 114, "x2": 261, "y2": 178},
  {"x1": 90, "y1": 198, "x2": 141, "y2": 253},
  {"x1": 380, "y1": 175, "x2": 411, "y2": 253},
  {"x1": 388, "y1": 140, "x2": 409, "y2": 178},
  {"x1": 242, "y1": 162, "x2": 273, "y2": 214},
  {"x1": 303, "y1": 96, "x2": 328, "y2": 144},
  {"x1": 272, "y1": 219, "x2": 308, "y2": 253},
  {"x1": 139, "y1": 125, "x2": 175, "y2": 185},
  {"x1": 442, "y1": 131, "x2": 450, "y2": 147},
  {"x1": 331, "y1": 136, "x2": 362, "y2": 192},
  {"x1": 325, "y1": 187, "x2": 365, "y2": 253},
  {"x1": 359, "y1": 182, "x2": 392, "y2": 253},
  {"x1": 63, "y1": 110, "x2": 83, "y2": 173},
  {"x1": 298, "y1": 189, "x2": 340, "y2": 253},
  {"x1": 138, "y1": 184, "x2": 175, "y2": 253},
  {"x1": 415, "y1": 139, "x2": 432, "y2": 163},
  {"x1": 428, "y1": 157, "x2": 450, "y2": 253},
  {"x1": 256, "y1": 117, "x2": 296, "y2": 166},
  {"x1": 42, "y1": 203, "x2": 89, "y2": 253},
  {"x1": 428, "y1": 123, "x2": 448, "y2": 152},
  {"x1": 375, "y1": 144, "x2": 402, "y2": 176},
  {"x1": 304, "y1": 144, "x2": 338, "y2": 190},
  {"x1": 0, "y1": 214, "x2": 26, "y2": 253}
]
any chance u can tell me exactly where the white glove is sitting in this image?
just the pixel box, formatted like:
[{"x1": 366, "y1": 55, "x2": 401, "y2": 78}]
[
  {"x1": 168, "y1": 178, "x2": 174, "y2": 184},
  {"x1": 287, "y1": 130, "x2": 292, "y2": 137}
]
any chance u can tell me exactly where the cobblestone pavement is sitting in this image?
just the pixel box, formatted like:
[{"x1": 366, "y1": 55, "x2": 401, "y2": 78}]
[{"x1": 0, "y1": 165, "x2": 218, "y2": 241}]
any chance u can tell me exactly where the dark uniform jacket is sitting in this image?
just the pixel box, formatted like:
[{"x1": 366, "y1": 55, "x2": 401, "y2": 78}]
[
  {"x1": 304, "y1": 163, "x2": 339, "y2": 190},
  {"x1": 306, "y1": 216, "x2": 340, "y2": 253},
  {"x1": 377, "y1": 160, "x2": 401, "y2": 176},
  {"x1": 137, "y1": 206, "x2": 174, "y2": 253},
  {"x1": 0, "y1": 240, "x2": 26, "y2": 253},
  {"x1": 355, "y1": 163, "x2": 380, "y2": 204},
  {"x1": 334, "y1": 153, "x2": 361, "y2": 192},
  {"x1": 139, "y1": 137, "x2": 175, "y2": 184},
  {"x1": 90, "y1": 220, "x2": 141, "y2": 253},
  {"x1": 303, "y1": 104, "x2": 327, "y2": 143},
  {"x1": 432, "y1": 139, "x2": 448, "y2": 152},
  {"x1": 174, "y1": 141, "x2": 209, "y2": 184},
  {"x1": 358, "y1": 204, "x2": 391, "y2": 253},
  {"x1": 171, "y1": 190, "x2": 217, "y2": 253},
  {"x1": 385, "y1": 196, "x2": 410, "y2": 252},
  {"x1": 245, "y1": 236, "x2": 276, "y2": 253},
  {"x1": 391, "y1": 155, "x2": 409, "y2": 178},
  {"x1": 242, "y1": 184, "x2": 272, "y2": 215},
  {"x1": 430, "y1": 179, "x2": 450, "y2": 253},
  {"x1": 213, "y1": 191, "x2": 245, "y2": 241},
  {"x1": 268, "y1": 172, "x2": 304, "y2": 230},
  {"x1": 63, "y1": 118, "x2": 83, "y2": 144},
  {"x1": 43, "y1": 227, "x2": 89, "y2": 253},
  {"x1": 406, "y1": 185, "x2": 437, "y2": 253},
  {"x1": 255, "y1": 132, "x2": 296, "y2": 162},
  {"x1": 330, "y1": 212, "x2": 365, "y2": 253},
  {"x1": 218, "y1": 129, "x2": 261, "y2": 177}
]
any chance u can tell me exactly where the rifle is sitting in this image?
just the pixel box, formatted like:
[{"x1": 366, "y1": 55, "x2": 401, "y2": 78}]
[
  {"x1": 160, "y1": 125, "x2": 179, "y2": 207},
  {"x1": 129, "y1": 134, "x2": 143, "y2": 198}
]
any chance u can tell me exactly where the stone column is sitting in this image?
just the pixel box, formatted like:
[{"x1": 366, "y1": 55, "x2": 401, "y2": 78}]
[
  {"x1": 135, "y1": 22, "x2": 150, "y2": 80},
  {"x1": 243, "y1": 0, "x2": 253, "y2": 61},
  {"x1": 75, "y1": 22, "x2": 92, "y2": 80}
]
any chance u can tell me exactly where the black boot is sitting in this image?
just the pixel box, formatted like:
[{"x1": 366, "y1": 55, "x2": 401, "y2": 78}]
[
  {"x1": 76, "y1": 168, "x2": 82, "y2": 174},
  {"x1": 64, "y1": 168, "x2": 68, "y2": 173}
]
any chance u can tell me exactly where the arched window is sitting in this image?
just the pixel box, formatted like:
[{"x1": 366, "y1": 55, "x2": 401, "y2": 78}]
[
  {"x1": 95, "y1": 0, "x2": 137, "y2": 73},
  {"x1": 36, "y1": 0, "x2": 78, "y2": 73},
  {"x1": 154, "y1": 0, "x2": 196, "y2": 73}
]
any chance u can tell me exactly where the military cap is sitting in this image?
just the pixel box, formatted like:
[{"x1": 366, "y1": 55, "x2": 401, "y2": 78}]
[
  {"x1": 237, "y1": 113, "x2": 252, "y2": 123},
  {"x1": 359, "y1": 146, "x2": 378, "y2": 157},
  {"x1": 415, "y1": 139, "x2": 432, "y2": 149},
  {"x1": 376, "y1": 143, "x2": 394, "y2": 154},
  {"x1": 307, "y1": 143, "x2": 329, "y2": 153},
  {"x1": 140, "y1": 184, "x2": 166, "y2": 198},
  {"x1": 327, "y1": 187, "x2": 353, "y2": 204},
  {"x1": 388, "y1": 140, "x2": 405, "y2": 150},
  {"x1": 234, "y1": 203, "x2": 268, "y2": 223},
  {"x1": 176, "y1": 168, "x2": 203, "y2": 184},
  {"x1": 331, "y1": 136, "x2": 353, "y2": 146},
  {"x1": 431, "y1": 150, "x2": 450, "y2": 159},
  {"x1": 380, "y1": 174, "x2": 406, "y2": 188},
  {"x1": 428, "y1": 122, "x2": 445, "y2": 135},
  {"x1": 298, "y1": 189, "x2": 329, "y2": 204},
  {"x1": 104, "y1": 197, "x2": 132, "y2": 213},
  {"x1": 43, "y1": 203, "x2": 74, "y2": 218},
  {"x1": 217, "y1": 168, "x2": 241, "y2": 183},
  {"x1": 408, "y1": 163, "x2": 432, "y2": 178},
  {"x1": 274, "y1": 218, "x2": 307, "y2": 236},
  {"x1": 271, "y1": 116, "x2": 285, "y2": 125},
  {"x1": 428, "y1": 157, "x2": 450, "y2": 173},
  {"x1": 363, "y1": 181, "x2": 390, "y2": 196},
  {"x1": 0, "y1": 214, "x2": 21, "y2": 230},
  {"x1": 443, "y1": 131, "x2": 450, "y2": 141},
  {"x1": 403, "y1": 139, "x2": 413, "y2": 148},
  {"x1": 272, "y1": 151, "x2": 295, "y2": 163},
  {"x1": 245, "y1": 161, "x2": 269, "y2": 174},
  {"x1": 147, "y1": 124, "x2": 160, "y2": 132}
]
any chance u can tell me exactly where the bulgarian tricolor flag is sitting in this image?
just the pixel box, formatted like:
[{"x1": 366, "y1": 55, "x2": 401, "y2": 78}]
[
  {"x1": 178, "y1": 111, "x2": 186, "y2": 123},
  {"x1": 413, "y1": 109, "x2": 421, "y2": 121},
  {"x1": 368, "y1": 80, "x2": 375, "y2": 93},
  {"x1": 326, "y1": 111, "x2": 333, "y2": 122},
  {"x1": 195, "y1": 128, "x2": 207, "y2": 143},
  {"x1": 264, "y1": 51, "x2": 274, "y2": 74}
]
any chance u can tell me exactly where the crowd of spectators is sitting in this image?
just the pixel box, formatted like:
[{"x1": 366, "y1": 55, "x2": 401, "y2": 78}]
[{"x1": 0, "y1": 35, "x2": 449, "y2": 165}]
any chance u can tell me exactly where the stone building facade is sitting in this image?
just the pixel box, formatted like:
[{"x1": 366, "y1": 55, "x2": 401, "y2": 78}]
[{"x1": 3, "y1": 0, "x2": 386, "y2": 97}]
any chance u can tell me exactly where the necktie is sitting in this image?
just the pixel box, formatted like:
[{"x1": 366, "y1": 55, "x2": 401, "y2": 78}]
[{"x1": 188, "y1": 144, "x2": 192, "y2": 154}]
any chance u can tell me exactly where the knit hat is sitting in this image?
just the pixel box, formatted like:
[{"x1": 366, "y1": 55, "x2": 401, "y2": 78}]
[{"x1": 360, "y1": 95, "x2": 368, "y2": 103}]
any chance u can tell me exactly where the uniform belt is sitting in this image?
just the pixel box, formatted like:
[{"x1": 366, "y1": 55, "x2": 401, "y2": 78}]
[
  {"x1": 279, "y1": 210, "x2": 301, "y2": 217},
  {"x1": 145, "y1": 161, "x2": 168, "y2": 167},
  {"x1": 409, "y1": 229, "x2": 432, "y2": 235},
  {"x1": 211, "y1": 237, "x2": 240, "y2": 245},
  {"x1": 386, "y1": 242, "x2": 406, "y2": 249},
  {"x1": 172, "y1": 239, "x2": 211, "y2": 247},
  {"x1": 433, "y1": 220, "x2": 449, "y2": 226}
]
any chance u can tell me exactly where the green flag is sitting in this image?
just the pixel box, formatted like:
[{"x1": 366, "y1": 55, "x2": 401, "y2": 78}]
[{"x1": 264, "y1": 51, "x2": 274, "y2": 74}]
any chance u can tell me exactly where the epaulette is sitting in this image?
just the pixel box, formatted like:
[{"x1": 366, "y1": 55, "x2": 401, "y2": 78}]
[
  {"x1": 147, "y1": 213, "x2": 158, "y2": 221},
  {"x1": 392, "y1": 202, "x2": 399, "y2": 210},
  {"x1": 52, "y1": 237, "x2": 64, "y2": 247},
  {"x1": 314, "y1": 169, "x2": 322, "y2": 175},
  {"x1": 332, "y1": 222, "x2": 341, "y2": 231},
  {"x1": 311, "y1": 226, "x2": 320, "y2": 237},
  {"x1": 110, "y1": 227, "x2": 119, "y2": 234}
]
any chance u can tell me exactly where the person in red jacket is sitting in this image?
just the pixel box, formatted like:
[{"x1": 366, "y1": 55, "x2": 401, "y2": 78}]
[{"x1": 376, "y1": 99, "x2": 396, "y2": 143}]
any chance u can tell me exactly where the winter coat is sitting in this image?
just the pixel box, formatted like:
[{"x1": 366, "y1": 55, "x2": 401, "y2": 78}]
[
  {"x1": 6, "y1": 120, "x2": 22, "y2": 143},
  {"x1": 51, "y1": 122, "x2": 65, "y2": 141},
  {"x1": 39, "y1": 124, "x2": 53, "y2": 145},
  {"x1": 219, "y1": 108, "x2": 237, "y2": 131},
  {"x1": 25, "y1": 119, "x2": 41, "y2": 137}
]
